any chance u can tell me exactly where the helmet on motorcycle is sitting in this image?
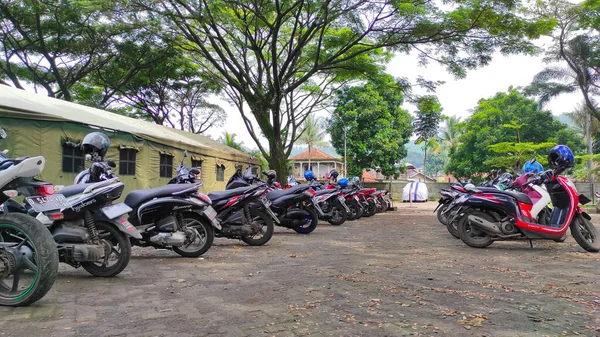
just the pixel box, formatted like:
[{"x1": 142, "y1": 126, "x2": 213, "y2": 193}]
[
  {"x1": 304, "y1": 170, "x2": 315, "y2": 180},
  {"x1": 266, "y1": 170, "x2": 276, "y2": 180},
  {"x1": 547, "y1": 145, "x2": 575, "y2": 171},
  {"x1": 498, "y1": 173, "x2": 513, "y2": 186},
  {"x1": 523, "y1": 159, "x2": 544, "y2": 173},
  {"x1": 329, "y1": 169, "x2": 339, "y2": 180},
  {"x1": 352, "y1": 176, "x2": 360, "y2": 184},
  {"x1": 338, "y1": 177, "x2": 349, "y2": 188},
  {"x1": 81, "y1": 132, "x2": 110, "y2": 158}
]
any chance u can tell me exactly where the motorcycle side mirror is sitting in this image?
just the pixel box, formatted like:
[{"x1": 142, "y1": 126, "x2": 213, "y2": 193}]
[
  {"x1": 0, "y1": 126, "x2": 7, "y2": 139},
  {"x1": 190, "y1": 168, "x2": 200, "y2": 175},
  {"x1": 107, "y1": 158, "x2": 116, "y2": 168},
  {"x1": 183, "y1": 150, "x2": 188, "y2": 158}
]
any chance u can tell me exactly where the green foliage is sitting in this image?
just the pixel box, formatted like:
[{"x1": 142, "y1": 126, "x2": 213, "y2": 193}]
[
  {"x1": 297, "y1": 116, "x2": 329, "y2": 166},
  {"x1": 413, "y1": 96, "x2": 443, "y2": 144},
  {"x1": 329, "y1": 75, "x2": 413, "y2": 178},
  {"x1": 136, "y1": 0, "x2": 555, "y2": 182},
  {"x1": 484, "y1": 141, "x2": 555, "y2": 171},
  {"x1": 447, "y1": 88, "x2": 577, "y2": 177},
  {"x1": 218, "y1": 132, "x2": 244, "y2": 152}
]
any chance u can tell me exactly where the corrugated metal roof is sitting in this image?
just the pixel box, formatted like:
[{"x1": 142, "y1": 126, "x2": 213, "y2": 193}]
[{"x1": 0, "y1": 85, "x2": 258, "y2": 163}]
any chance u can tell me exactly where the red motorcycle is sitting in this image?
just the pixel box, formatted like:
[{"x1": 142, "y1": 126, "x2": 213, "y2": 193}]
[{"x1": 454, "y1": 163, "x2": 599, "y2": 252}]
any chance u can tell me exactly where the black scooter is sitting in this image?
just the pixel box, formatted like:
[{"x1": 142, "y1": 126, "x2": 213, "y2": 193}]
[
  {"x1": 77, "y1": 151, "x2": 218, "y2": 258},
  {"x1": 226, "y1": 167, "x2": 322, "y2": 234}
]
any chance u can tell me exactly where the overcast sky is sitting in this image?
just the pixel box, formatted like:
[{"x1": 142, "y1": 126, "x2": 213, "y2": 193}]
[{"x1": 206, "y1": 47, "x2": 582, "y2": 150}]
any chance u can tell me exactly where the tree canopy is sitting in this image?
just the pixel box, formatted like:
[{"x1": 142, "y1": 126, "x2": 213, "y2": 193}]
[
  {"x1": 446, "y1": 88, "x2": 579, "y2": 177},
  {"x1": 329, "y1": 75, "x2": 412, "y2": 178}
]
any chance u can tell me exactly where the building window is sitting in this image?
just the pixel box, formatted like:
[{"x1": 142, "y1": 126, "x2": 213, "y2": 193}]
[
  {"x1": 216, "y1": 165, "x2": 225, "y2": 181},
  {"x1": 191, "y1": 159, "x2": 203, "y2": 170},
  {"x1": 160, "y1": 154, "x2": 173, "y2": 178},
  {"x1": 62, "y1": 144, "x2": 84, "y2": 173},
  {"x1": 119, "y1": 149, "x2": 137, "y2": 176},
  {"x1": 251, "y1": 166, "x2": 259, "y2": 175}
]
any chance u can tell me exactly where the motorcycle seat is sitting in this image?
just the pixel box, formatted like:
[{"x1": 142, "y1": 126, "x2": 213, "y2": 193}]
[
  {"x1": 125, "y1": 184, "x2": 200, "y2": 208},
  {"x1": 267, "y1": 185, "x2": 311, "y2": 200},
  {"x1": 58, "y1": 183, "x2": 97, "y2": 198},
  {"x1": 467, "y1": 186, "x2": 533, "y2": 204},
  {"x1": 208, "y1": 185, "x2": 259, "y2": 202}
]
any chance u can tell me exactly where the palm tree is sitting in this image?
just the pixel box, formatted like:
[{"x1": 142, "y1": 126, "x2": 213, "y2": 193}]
[
  {"x1": 218, "y1": 132, "x2": 244, "y2": 151},
  {"x1": 439, "y1": 116, "x2": 462, "y2": 154},
  {"x1": 298, "y1": 115, "x2": 328, "y2": 169}
]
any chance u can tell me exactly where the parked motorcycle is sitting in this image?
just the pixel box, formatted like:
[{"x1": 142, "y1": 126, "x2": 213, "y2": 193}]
[
  {"x1": 454, "y1": 145, "x2": 599, "y2": 252},
  {"x1": 226, "y1": 167, "x2": 322, "y2": 234},
  {"x1": 77, "y1": 139, "x2": 217, "y2": 258},
  {"x1": 0, "y1": 126, "x2": 59, "y2": 306},
  {"x1": 1, "y1": 129, "x2": 138, "y2": 278},
  {"x1": 305, "y1": 172, "x2": 348, "y2": 226}
]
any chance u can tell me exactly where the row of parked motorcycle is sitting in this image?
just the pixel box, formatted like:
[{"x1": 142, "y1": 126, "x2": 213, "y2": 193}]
[
  {"x1": 434, "y1": 146, "x2": 599, "y2": 253},
  {"x1": 0, "y1": 128, "x2": 392, "y2": 307}
]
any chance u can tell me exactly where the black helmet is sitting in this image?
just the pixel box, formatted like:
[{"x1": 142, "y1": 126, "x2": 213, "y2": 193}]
[
  {"x1": 547, "y1": 145, "x2": 574, "y2": 172},
  {"x1": 266, "y1": 170, "x2": 276, "y2": 180},
  {"x1": 329, "y1": 169, "x2": 339, "y2": 181},
  {"x1": 81, "y1": 132, "x2": 110, "y2": 158}
]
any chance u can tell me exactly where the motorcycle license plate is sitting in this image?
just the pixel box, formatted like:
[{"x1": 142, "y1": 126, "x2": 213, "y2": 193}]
[
  {"x1": 102, "y1": 203, "x2": 132, "y2": 219},
  {"x1": 260, "y1": 195, "x2": 272, "y2": 207},
  {"x1": 203, "y1": 206, "x2": 221, "y2": 230},
  {"x1": 26, "y1": 194, "x2": 70, "y2": 213}
]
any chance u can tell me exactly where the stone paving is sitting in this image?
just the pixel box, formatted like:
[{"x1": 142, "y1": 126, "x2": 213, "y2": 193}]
[{"x1": 1, "y1": 203, "x2": 599, "y2": 337}]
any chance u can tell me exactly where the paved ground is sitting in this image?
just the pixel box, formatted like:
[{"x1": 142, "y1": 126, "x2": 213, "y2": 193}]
[{"x1": 1, "y1": 202, "x2": 600, "y2": 337}]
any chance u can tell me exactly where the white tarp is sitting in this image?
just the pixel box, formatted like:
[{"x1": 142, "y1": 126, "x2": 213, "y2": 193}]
[{"x1": 402, "y1": 182, "x2": 428, "y2": 202}]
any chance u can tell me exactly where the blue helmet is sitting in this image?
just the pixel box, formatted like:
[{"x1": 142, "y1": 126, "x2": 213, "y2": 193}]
[
  {"x1": 338, "y1": 177, "x2": 349, "y2": 188},
  {"x1": 523, "y1": 159, "x2": 544, "y2": 173},
  {"x1": 304, "y1": 170, "x2": 315, "y2": 180},
  {"x1": 548, "y1": 145, "x2": 574, "y2": 171}
]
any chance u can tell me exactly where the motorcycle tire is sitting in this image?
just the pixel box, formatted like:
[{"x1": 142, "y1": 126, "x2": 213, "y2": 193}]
[
  {"x1": 293, "y1": 208, "x2": 319, "y2": 234},
  {"x1": 446, "y1": 219, "x2": 460, "y2": 239},
  {"x1": 379, "y1": 197, "x2": 389, "y2": 212},
  {"x1": 570, "y1": 214, "x2": 600, "y2": 252},
  {"x1": 173, "y1": 213, "x2": 215, "y2": 257},
  {"x1": 457, "y1": 211, "x2": 494, "y2": 248},
  {"x1": 0, "y1": 213, "x2": 58, "y2": 307},
  {"x1": 241, "y1": 208, "x2": 275, "y2": 246},
  {"x1": 437, "y1": 204, "x2": 449, "y2": 225},
  {"x1": 367, "y1": 200, "x2": 377, "y2": 217},
  {"x1": 385, "y1": 199, "x2": 392, "y2": 211},
  {"x1": 327, "y1": 200, "x2": 348, "y2": 226},
  {"x1": 346, "y1": 200, "x2": 361, "y2": 221},
  {"x1": 82, "y1": 221, "x2": 132, "y2": 277}
]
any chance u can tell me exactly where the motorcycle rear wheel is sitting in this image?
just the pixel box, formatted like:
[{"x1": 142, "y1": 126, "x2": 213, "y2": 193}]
[
  {"x1": 0, "y1": 213, "x2": 58, "y2": 307},
  {"x1": 173, "y1": 213, "x2": 214, "y2": 257},
  {"x1": 292, "y1": 208, "x2": 319, "y2": 234},
  {"x1": 241, "y1": 208, "x2": 275, "y2": 246},
  {"x1": 437, "y1": 204, "x2": 449, "y2": 226},
  {"x1": 81, "y1": 222, "x2": 131, "y2": 277},
  {"x1": 346, "y1": 200, "x2": 360, "y2": 220},
  {"x1": 366, "y1": 200, "x2": 377, "y2": 217},
  {"x1": 571, "y1": 214, "x2": 600, "y2": 252},
  {"x1": 327, "y1": 200, "x2": 347, "y2": 226},
  {"x1": 457, "y1": 211, "x2": 494, "y2": 248}
]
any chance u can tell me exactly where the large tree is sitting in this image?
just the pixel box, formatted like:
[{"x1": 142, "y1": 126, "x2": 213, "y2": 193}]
[
  {"x1": 329, "y1": 75, "x2": 412, "y2": 178},
  {"x1": 137, "y1": 0, "x2": 552, "y2": 182},
  {"x1": 0, "y1": 0, "x2": 162, "y2": 104},
  {"x1": 413, "y1": 95, "x2": 443, "y2": 175},
  {"x1": 447, "y1": 89, "x2": 577, "y2": 178}
]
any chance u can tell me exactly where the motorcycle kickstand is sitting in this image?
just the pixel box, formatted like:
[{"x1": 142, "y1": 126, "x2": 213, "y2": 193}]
[{"x1": 528, "y1": 239, "x2": 533, "y2": 248}]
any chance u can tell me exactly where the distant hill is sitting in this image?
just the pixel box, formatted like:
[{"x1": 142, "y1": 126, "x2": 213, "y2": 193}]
[{"x1": 556, "y1": 113, "x2": 575, "y2": 127}]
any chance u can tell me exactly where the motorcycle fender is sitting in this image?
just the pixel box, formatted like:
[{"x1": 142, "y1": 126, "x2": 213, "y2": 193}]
[
  {"x1": 110, "y1": 216, "x2": 143, "y2": 239},
  {"x1": 137, "y1": 197, "x2": 202, "y2": 222},
  {"x1": 192, "y1": 206, "x2": 222, "y2": 230},
  {"x1": 578, "y1": 209, "x2": 592, "y2": 221}
]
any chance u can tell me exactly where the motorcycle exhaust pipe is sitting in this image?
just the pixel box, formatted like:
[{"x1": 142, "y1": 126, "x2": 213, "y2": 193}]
[{"x1": 467, "y1": 215, "x2": 502, "y2": 235}]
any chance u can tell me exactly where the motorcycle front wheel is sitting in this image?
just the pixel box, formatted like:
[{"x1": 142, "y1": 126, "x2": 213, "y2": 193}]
[
  {"x1": 346, "y1": 199, "x2": 360, "y2": 220},
  {"x1": 571, "y1": 214, "x2": 600, "y2": 252},
  {"x1": 173, "y1": 213, "x2": 215, "y2": 257},
  {"x1": 292, "y1": 207, "x2": 319, "y2": 234},
  {"x1": 327, "y1": 200, "x2": 347, "y2": 226},
  {"x1": 81, "y1": 222, "x2": 131, "y2": 277},
  {"x1": 0, "y1": 213, "x2": 58, "y2": 307},
  {"x1": 437, "y1": 204, "x2": 449, "y2": 225},
  {"x1": 457, "y1": 211, "x2": 493, "y2": 248}
]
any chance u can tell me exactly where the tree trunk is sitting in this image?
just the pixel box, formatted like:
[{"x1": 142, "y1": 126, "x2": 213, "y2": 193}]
[
  {"x1": 423, "y1": 148, "x2": 427, "y2": 177},
  {"x1": 308, "y1": 144, "x2": 312, "y2": 172},
  {"x1": 586, "y1": 111, "x2": 594, "y2": 185},
  {"x1": 268, "y1": 142, "x2": 289, "y2": 185}
]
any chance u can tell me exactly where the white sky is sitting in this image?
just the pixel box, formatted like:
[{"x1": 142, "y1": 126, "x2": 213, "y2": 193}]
[{"x1": 206, "y1": 48, "x2": 582, "y2": 150}]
